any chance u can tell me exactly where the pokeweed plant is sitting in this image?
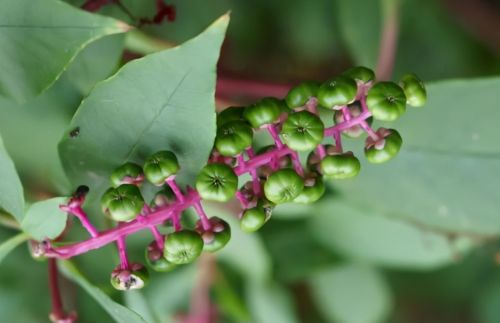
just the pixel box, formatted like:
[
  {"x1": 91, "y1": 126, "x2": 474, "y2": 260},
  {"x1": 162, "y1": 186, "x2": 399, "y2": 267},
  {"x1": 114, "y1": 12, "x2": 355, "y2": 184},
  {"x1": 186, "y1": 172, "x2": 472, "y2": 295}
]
[{"x1": 0, "y1": 1, "x2": 431, "y2": 322}]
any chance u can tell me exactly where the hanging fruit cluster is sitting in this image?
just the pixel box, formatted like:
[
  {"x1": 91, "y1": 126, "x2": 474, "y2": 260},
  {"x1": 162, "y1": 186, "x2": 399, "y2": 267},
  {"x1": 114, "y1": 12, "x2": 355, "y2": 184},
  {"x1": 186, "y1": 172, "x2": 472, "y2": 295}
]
[{"x1": 38, "y1": 66, "x2": 426, "y2": 291}]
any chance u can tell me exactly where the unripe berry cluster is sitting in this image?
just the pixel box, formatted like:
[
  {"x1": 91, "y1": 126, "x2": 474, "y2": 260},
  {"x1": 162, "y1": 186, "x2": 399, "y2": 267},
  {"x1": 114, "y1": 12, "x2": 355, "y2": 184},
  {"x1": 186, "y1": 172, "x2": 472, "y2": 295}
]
[{"x1": 38, "y1": 66, "x2": 426, "y2": 291}]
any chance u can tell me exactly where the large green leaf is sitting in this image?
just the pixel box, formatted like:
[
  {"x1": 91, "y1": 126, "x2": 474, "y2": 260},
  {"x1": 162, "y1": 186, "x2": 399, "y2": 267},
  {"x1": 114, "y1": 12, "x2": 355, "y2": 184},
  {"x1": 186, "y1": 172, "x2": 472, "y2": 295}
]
[
  {"x1": 58, "y1": 260, "x2": 147, "y2": 323},
  {"x1": 21, "y1": 197, "x2": 67, "y2": 240},
  {"x1": 59, "y1": 15, "x2": 229, "y2": 206},
  {"x1": 336, "y1": 0, "x2": 380, "y2": 68},
  {"x1": 332, "y1": 77, "x2": 500, "y2": 236},
  {"x1": 309, "y1": 263, "x2": 392, "y2": 323},
  {"x1": 0, "y1": 232, "x2": 29, "y2": 265},
  {"x1": 0, "y1": 0, "x2": 129, "y2": 101},
  {"x1": 0, "y1": 135, "x2": 24, "y2": 222},
  {"x1": 309, "y1": 199, "x2": 474, "y2": 269},
  {"x1": 64, "y1": 34, "x2": 125, "y2": 96},
  {"x1": 245, "y1": 281, "x2": 298, "y2": 323}
]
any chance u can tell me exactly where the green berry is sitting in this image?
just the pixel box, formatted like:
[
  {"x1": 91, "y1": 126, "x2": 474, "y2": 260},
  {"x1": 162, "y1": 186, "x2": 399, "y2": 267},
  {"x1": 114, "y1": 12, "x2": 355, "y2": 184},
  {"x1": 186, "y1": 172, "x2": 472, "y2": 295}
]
[
  {"x1": 217, "y1": 106, "x2": 247, "y2": 127},
  {"x1": 110, "y1": 263, "x2": 149, "y2": 291},
  {"x1": 101, "y1": 184, "x2": 144, "y2": 222},
  {"x1": 264, "y1": 168, "x2": 304, "y2": 204},
  {"x1": 280, "y1": 111, "x2": 325, "y2": 151},
  {"x1": 240, "y1": 206, "x2": 267, "y2": 232},
  {"x1": 365, "y1": 128, "x2": 402, "y2": 163},
  {"x1": 366, "y1": 82, "x2": 406, "y2": 121},
  {"x1": 400, "y1": 73, "x2": 426, "y2": 107},
  {"x1": 317, "y1": 76, "x2": 357, "y2": 109},
  {"x1": 143, "y1": 151, "x2": 180, "y2": 186},
  {"x1": 243, "y1": 97, "x2": 282, "y2": 128},
  {"x1": 320, "y1": 153, "x2": 361, "y2": 179},
  {"x1": 342, "y1": 66, "x2": 375, "y2": 84},
  {"x1": 110, "y1": 162, "x2": 144, "y2": 187},
  {"x1": 150, "y1": 187, "x2": 175, "y2": 208},
  {"x1": 215, "y1": 121, "x2": 253, "y2": 157},
  {"x1": 164, "y1": 230, "x2": 204, "y2": 265},
  {"x1": 285, "y1": 81, "x2": 320, "y2": 109},
  {"x1": 196, "y1": 163, "x2": 238, "y2": 202},
  {"x1": 196, "y1": 217, "x2": 231, "y2": 252},
  {"x1": 145, "y1": 240, "x2": 177, "y2": 272},
  {"x1": 334, "y1": 103, "x2": 373, "y2": 138},
  {"x1": 293, "y1": 176, "x2": 325, "y2": 204}
]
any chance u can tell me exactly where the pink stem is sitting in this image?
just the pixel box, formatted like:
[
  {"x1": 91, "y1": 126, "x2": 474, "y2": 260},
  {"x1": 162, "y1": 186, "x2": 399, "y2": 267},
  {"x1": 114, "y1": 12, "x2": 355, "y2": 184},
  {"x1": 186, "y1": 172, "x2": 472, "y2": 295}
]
[
  {"x1": 193, "y1": 201, "x2": 211, "y2": 231},
  {"x1": 305, "y1": 97, "x2": 318, "y2": 113},
  {"x1": 316, "y1": 145, "x2": 326, "y2": 159},
  {"x1": 60, "y1": 205, "x2": 99, "y2": 238},
  {"x1": 166, "y1": 176, "x2": 185, "y2": 203},
  {"x1": 172, "y1": 211, "x2": 182, "y2": 232},
  {"x1": 235, "y1": 146, "x2": 292, "y2": 176},
  {"x1": 359, "y1": 121, "x2": 380, "y2": 141},
  {"x1": 324, "y1": 110, "x2": 372, "y2": 136},
  {"x1": 245, "y1": 148, "x2": 262, "y2": 196},
  {"x1": 266, "y1": 124, "x2": 284, "y2": 148},
  {"x1": 150, "y1": 226, "x2": 164, "y2": 250},
  {"x1": 235, "y1": 191, "x2": 249, "y2": 209},
  {"x1": 333, "y1": 131, "x2": 343, "y2": 153},
  {"x1": 45, "y1": 190, "x2": 200, "y2": 258},
  {"x1": 289, "y1": 151, "x2": 305, "y2": 177},
  {"x1": 341, "y1": 106, "x2": 352, "y2": 121},
  {"x1": 116, "y1": 234, "x2": 129, "y2": 270}
]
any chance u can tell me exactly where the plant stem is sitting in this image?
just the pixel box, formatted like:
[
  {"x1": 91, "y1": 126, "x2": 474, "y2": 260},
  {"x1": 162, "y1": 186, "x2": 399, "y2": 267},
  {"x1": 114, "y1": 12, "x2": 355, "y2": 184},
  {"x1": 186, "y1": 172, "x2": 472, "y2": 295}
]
[
  {"x1": 48, "y1": 259, "x2": 65, "y2": 321},
  {"x1": 376, "y1": 0, "x2": 400, "y2": 80}
]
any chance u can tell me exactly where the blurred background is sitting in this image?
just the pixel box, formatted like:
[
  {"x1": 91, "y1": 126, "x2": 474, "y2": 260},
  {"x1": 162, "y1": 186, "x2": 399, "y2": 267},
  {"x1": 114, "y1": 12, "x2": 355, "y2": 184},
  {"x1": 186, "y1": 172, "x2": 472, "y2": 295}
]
[{"x1": 1, "y1": 0, "x2": 500, "y2": 322}]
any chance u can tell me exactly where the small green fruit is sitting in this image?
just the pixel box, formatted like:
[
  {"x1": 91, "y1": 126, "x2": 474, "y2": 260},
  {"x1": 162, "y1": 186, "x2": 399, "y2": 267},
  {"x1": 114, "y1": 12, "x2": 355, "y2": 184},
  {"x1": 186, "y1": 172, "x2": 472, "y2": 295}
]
[
  {"x1": 110, "y1": 162, "x2": 144, "y2": 187},
  {"x1": 143, "y1": 151, "x2": 180, "y2": 186},
  {"x1": 196, "y1": 163, "x2": 238, "y2": 202},
  {"x1": 317, "y1": 76, "x2": 357, "y2": 109},
  {"x1": 280, "y1": 111, "x2": 324, "y2": 151},
  {"x1": 400, "y1": 73, "x2": 426, "y2": 107},
  {"x1": 342, "y1": 66, "x2": 375, "y2": 84},
  {"x1": 243, "y1": 97, "x2": 282, "y2": 128},
  {"x1": 240, "y1": 206, "x2": 267, "y2": 232},
  {"x1": 285, "y1": 81, "x2": 320, "y2": 109},
  {"x1": 196, "y1": 217, "x2": 231, "y2": 252},
  {"x1": 264, "y1": 169, "x2": 305, "y2": 204},
  {"x1": 215, "y1": 121, "x2": 253, "y2": 156},
  {"x1": 365, "y1": 128, "x2": 403, "y2": 163},
  {"x1": 217, "y1": 106, "x2": 247, "y2": 127},
  {"x1": 101, "y1": 184, "x2": 144, "y2": 222},
  {"x1": 320, "y1": 153, "x2": 361, "y2": 179},
  {"x1": 164, "y1": 230, "x2": 204, "y2": 265},
  {"x1": 145, "y1": 240, "x2": 177, "y2": 272},
  {"x1": 366, "y1": 82, "x2": 406, "y2": 121},
  {"x1": 110, "y1": 263, "x2": 149, "y2": 291},
  {"x1": 293, "y1": 176, "x2": 325, "y2": 204}
]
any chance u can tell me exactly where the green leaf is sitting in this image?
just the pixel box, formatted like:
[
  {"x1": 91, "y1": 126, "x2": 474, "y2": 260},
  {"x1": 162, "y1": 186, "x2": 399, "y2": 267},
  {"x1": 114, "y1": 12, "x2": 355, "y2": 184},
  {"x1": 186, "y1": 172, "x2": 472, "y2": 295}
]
[
  {"x1": 21, "y1": 197, "x2": 67, "y2": 240},
  {"x1": 0, "y1": 0, "x2": 129, "y2": 101},
  {"x1": 124, "y1": 290, "x2": 159, "y2": 323},
  {"x1": 309, "y1": 263, "x2": 392, "y2": 323},
  {"x1": 308, "y1": 199, "x2": 474, "y2": 269},
  {"x1": 0, "y1": 77, "x2": 81, "y2": 194},
  {"x1": 0, "y1": 135, "x2": 24, "y2": 222},
  {"x1": 0, "y1": 233, "x2": 29, "y2": 265},
  {"x1": 59, "y1": 15, "x2": 229, "y2": 207},
  {"x1": 65, "y1": 34, "x2": 125, "y2": 96},
  {"x1": 214, "y1": 204, "x2": 272, "y2": 282},
  {"x1": 336, "y1": 0, "x2": 380, "y2": 68},
  {"x1": 144, "y1": 265, "x2": 197, "y2": 322},
  {"x1": 58, "y1": 260, "x2": 147, "y2": 323},
  {"x1": 333, "y1": 77, "x2": 500, "y2": 236},
  {"x1": 245, "y1": 281, "x2": 298, "y2": 323}
]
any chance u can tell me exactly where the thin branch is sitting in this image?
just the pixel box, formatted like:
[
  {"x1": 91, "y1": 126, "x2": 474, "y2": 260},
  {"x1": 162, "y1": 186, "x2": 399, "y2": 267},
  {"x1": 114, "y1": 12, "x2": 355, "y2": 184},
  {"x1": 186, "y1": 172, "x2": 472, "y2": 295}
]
[{"x1": 376, "y1": 0, "x2": 401, "y2": 80}]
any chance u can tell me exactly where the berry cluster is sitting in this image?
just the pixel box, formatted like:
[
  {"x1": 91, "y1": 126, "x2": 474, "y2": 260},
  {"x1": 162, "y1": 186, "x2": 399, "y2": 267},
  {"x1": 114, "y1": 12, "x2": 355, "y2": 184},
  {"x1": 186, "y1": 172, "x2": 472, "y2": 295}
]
[{"x1": 37, "y1": 66, "x2": 426, "y2": 291}]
